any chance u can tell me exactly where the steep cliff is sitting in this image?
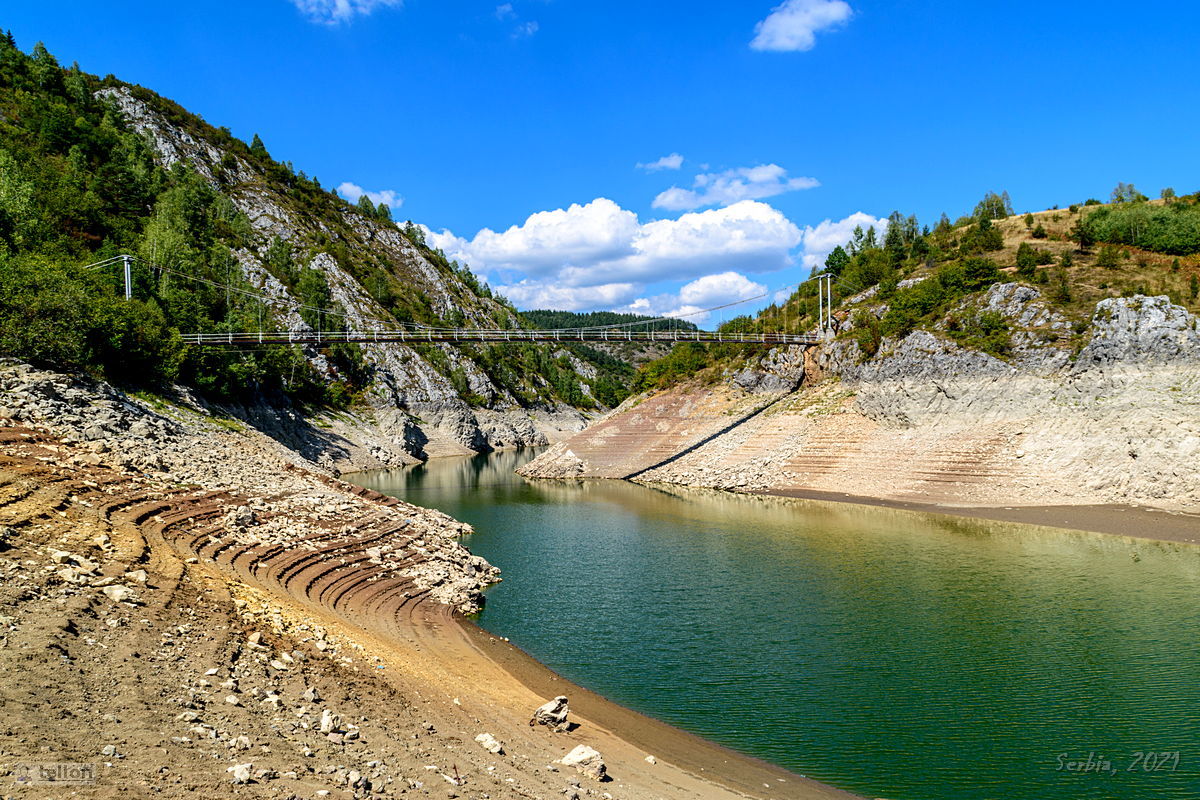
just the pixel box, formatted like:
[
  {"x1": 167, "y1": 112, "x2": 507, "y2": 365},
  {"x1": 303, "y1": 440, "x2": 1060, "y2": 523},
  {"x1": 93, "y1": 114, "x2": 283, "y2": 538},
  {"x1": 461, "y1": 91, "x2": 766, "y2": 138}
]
[
  {"x1": 90, "y1": 85, "x2": 610, "y2": 464},
  {"x1": 521, "y1": 289, "x2": 1200, "y2": 511}
]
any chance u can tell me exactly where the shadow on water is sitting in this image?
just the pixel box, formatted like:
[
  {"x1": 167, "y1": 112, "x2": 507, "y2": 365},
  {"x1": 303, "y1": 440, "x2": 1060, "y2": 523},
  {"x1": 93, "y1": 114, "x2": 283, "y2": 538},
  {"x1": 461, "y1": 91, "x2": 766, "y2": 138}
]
[{"x1": 351, "y1": 448, "x2": 1200, "y2": 800}]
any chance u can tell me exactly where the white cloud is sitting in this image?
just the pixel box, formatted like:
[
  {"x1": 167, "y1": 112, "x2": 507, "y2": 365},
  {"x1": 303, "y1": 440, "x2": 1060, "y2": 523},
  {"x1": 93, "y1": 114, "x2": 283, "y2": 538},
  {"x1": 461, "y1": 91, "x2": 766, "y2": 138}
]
[
  {"x1": 798, "y1": 211, "x2": 887, "y2": 269},
  {"x1": 679, "y1": 272, "x2": 767, "y2": 307},
  {"x1": 652, "y1": 164, "x2": 819, "y2": 211},
  {"x1": 429, "y1": 198, "x2": 641, "y2": 278},
  {"x1": 338, "y1": 181, "x2": 403, "y2": 210},
  {"x1": 513, "y1": 20, "x2": 539, "y2": 37},
  {"x1": 617, "y1": 273, "x2": 768, "y2": 323},
  {"x1": 290, "y1": 0, "x2": 402, "y2": 24},
  {"x1": 495, "y1": 3, "x2": 515, "y2": 19},
  {"x1": 428, "y1": 199, "x2": 801, "y2": 312},
  {"x1": 750, "y1": 0, "x2": 852, "y2": 52},
  {"x1": 500, "y1": 281, "x2": 639, "y2": 311},
  {"x1": 637, "y1": 153, "x2": 684, "y2": 172}
]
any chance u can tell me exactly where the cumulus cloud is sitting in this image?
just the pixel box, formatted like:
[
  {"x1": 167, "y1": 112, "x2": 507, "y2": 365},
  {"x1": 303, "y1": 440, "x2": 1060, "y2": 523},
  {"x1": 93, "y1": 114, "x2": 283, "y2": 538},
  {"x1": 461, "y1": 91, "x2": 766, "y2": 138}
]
[
  {"x1": 637, "y1": 153, "x2": 685, "y2": 172},
  {"x1": 499, "y1": 281, "x2": 639, "y2": 312},
  {"x1": 652, "y1": 164, "x2": 819, "y2": 211},
  {"x1": 338, "y1": 181, "x2": 403, "y2": 210},
  {"x1": 290, "y1": 0, "x2": 402, "y2": 24},
  {"x1": 429, "y1": 198, "x2": 641, "y2": 278},
  {"x1": 750, "y1": 0, "x2": 852, "y2": 52},
  {"x1": 428, "y1": 198, "x2": 801, "y2": 312},
  {"x1": 618, "y1": 273, "x2": 768, "y2": 322},
  {"x1": 495, "y1": 3, "x2": 515, "y2": 19},
  {"x1": 798, "y1": 211, "x2": 887, "y2": 269}
]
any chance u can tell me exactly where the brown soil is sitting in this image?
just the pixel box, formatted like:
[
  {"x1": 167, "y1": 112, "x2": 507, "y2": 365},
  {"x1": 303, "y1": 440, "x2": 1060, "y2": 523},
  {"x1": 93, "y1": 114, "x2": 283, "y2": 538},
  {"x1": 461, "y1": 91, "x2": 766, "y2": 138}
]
[
  {"x1": 0, "y1": 424, "x2": 861, "y2": 800},
  {"x1": 760, "y1": 487, "x2": 1200, "y2": 545}
]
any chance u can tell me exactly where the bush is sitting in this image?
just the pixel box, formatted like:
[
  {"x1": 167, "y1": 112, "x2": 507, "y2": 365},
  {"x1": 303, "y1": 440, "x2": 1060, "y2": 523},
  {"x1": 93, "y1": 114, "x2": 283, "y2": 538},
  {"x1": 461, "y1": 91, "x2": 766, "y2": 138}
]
[
  {"x1": 1080, "y1": 203, "x2": 1200, "y2": 255},
  {"x1": 947, "y1": 310, "x2": 1010, "y2": 357},
  {"x1": 1096, "y1": 244, "x2": 1121, "y2": 268}
]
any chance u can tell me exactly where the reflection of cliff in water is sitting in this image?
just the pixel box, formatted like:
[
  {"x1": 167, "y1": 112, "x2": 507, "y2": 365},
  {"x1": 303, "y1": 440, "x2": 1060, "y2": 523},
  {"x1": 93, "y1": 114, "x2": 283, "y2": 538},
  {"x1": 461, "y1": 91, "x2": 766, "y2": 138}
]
[{"x1": 390, "y1": 448, "x2": 542, "y2": 495}]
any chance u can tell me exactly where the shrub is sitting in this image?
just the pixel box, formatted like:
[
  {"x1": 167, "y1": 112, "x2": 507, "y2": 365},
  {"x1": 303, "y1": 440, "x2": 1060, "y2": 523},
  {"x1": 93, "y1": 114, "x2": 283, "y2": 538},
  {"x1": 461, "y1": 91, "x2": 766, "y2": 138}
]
[
  {"x1": 1016, "y1": 242, "x2": 1038, "y2": 279},
  {"x1": 1096, "y1": 244, "x2": 1121, "y2": 268},
  {"x1": 851, "y1": 310, "x2": 881, "y2": 360}
]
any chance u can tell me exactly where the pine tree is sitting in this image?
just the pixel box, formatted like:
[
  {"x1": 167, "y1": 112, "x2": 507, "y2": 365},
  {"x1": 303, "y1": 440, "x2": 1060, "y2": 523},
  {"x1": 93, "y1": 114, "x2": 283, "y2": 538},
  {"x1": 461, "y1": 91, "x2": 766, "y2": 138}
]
[
  {"x1": 1016, "y1": 242, "x2": 1037, "y2": 279},
  {"x1": 249, "y1": 133, "x2": 269, "y2": 160},
  {"x1": 824, "y1": 245, "x2": 850, "y2": 276}
]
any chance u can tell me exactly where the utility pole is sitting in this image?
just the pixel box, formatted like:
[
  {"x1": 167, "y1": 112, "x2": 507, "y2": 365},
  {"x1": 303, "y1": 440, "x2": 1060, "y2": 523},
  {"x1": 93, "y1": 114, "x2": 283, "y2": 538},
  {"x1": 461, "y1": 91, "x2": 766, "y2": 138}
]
[
  {"x1": 814, "y1": 273, "x2": 834, "y2": 339},
  {"x1": 817, "y1": 276, "x2": 824, "y2": 338},
  {"x1": 122, "y1": 255, "x2": 132, "y2": 300}
]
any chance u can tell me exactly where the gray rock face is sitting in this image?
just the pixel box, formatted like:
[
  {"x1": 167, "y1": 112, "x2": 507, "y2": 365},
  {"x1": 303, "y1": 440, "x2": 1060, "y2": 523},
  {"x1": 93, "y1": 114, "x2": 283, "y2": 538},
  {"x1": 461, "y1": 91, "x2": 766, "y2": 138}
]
[
  {"x1": 729, "y1": 345, "x2": 807, "y2": 393},
  {"x1": 1075, "y1": 295, "x2": 1200, "y2": 369},
  {"x1": 93, "y1": 86, "x2": 593, "y2": 459}
]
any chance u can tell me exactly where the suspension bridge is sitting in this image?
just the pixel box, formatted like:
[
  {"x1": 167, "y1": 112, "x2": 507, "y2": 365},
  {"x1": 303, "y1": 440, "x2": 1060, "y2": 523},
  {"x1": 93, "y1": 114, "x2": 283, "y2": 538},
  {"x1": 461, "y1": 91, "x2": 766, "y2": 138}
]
[
  {"x1": 87, "y1": 254, "x2": 834, "y2": 349},
  {"x1": 178, "y1": 328, "x2": 823, "y2": 346}
]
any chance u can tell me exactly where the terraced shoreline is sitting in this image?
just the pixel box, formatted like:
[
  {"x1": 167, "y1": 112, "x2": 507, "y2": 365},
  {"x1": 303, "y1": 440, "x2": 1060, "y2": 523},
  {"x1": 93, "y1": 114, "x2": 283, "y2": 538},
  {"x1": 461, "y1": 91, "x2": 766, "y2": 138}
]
[{"x1": 0, "y1": 359, "x2": 859, "y2": 799}]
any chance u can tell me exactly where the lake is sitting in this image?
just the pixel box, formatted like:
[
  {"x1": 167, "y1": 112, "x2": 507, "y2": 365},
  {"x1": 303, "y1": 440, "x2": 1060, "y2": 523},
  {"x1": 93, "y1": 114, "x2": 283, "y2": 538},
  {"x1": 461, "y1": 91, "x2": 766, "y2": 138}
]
[{"x1": 351, "y1": 448, "x2": 1200, "y2": 800}]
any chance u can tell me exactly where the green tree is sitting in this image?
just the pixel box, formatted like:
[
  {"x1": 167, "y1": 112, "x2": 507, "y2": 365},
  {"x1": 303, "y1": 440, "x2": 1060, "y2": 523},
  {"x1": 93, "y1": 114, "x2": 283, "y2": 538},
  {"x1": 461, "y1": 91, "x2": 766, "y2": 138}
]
[
  {"x1": 1071, "y1": 218, "x2": 1094, "y2": 252},
  {"x1": 962, "y1": 257, "x2": 1001, "y2": 289},
  {"x1": 823, "y1": 245, "x2": 850, "y2": 276},
  {"x1": 1191, "y1": 274, "x2": 1199, "y2": 300},
  {"x1": 1110, "y1": 182, "x2": 1147, "y2": 204},
  {"x1": 1024, "y1": 213, "x2": 1034, "y2": 229},
  {"x1": 0, "y1": 147, "x2": 37, "y2": 248},
  {"x1": 1096, "y1": 244, "x2": 1121, "y2": 268},
  {"x1": 1015, "y1": 242, "x2": 1038, "y2": 279},
  {"x1": 249, "y1": 133, "x2": 269, "y2": 160},
  {"x1": 1031, "y1": 223, "x2": 1047, "y2": 239},
  {"x1": 974, "y1": 191, "x2": 1013, "y2": 220}
]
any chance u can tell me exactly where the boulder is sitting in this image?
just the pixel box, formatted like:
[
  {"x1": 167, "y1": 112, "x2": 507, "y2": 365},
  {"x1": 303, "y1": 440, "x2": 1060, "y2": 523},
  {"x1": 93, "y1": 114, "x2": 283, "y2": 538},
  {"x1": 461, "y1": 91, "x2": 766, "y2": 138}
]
[
  {"x1": 560, "y1": 744, "x2": 606, "y2": 781},
  {"x1": 529, "y1": 695, "x2": 570, "y2": 731}
]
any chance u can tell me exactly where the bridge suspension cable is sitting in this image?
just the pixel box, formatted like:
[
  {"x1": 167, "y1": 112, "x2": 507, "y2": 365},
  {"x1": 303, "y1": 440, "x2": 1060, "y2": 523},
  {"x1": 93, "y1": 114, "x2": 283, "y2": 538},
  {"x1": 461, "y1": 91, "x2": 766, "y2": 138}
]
[{"x1": 83, "y1": 253, "x2": 840, "y2": 347}]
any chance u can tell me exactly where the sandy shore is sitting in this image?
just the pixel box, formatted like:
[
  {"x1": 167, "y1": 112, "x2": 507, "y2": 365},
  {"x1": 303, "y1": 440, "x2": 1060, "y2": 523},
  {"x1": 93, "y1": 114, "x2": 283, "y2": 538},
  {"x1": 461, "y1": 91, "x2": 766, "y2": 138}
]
[{"x1": 759, "y1": 488, "x2": 1200, "y2": 546}]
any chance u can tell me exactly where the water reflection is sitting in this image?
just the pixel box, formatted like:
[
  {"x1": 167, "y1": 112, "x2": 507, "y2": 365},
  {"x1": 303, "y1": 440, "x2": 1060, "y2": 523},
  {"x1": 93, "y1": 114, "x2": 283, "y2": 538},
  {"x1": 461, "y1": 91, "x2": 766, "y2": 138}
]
[{"x1": 351, "y1": 449, "x2": 1200, "y2": 800}]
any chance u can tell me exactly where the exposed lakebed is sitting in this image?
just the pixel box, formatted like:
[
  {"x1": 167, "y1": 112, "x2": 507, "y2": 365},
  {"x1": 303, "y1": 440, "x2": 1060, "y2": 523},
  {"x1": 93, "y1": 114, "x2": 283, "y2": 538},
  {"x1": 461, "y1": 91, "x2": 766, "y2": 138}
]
[{"x1": 351, "y1": 448, "x2": 1200, "y2": 800}]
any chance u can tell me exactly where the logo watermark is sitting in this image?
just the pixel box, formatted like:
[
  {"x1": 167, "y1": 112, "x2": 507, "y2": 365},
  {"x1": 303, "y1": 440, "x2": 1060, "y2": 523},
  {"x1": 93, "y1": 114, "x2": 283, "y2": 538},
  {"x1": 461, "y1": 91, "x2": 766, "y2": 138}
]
[
  {"x1": 1054, "y1": 751, "x2": 1182, "y2": 776},
  {"x1": 11, "y1": 761, "x2": 97, "y2": 786}
]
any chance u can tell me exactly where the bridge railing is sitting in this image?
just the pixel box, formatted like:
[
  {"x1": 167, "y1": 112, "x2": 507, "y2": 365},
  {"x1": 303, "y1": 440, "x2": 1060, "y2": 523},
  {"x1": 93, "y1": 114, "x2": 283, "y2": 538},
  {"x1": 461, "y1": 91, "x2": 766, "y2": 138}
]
[{"x1": 178, "y1": 328, "x2": 824, "y2": 347}]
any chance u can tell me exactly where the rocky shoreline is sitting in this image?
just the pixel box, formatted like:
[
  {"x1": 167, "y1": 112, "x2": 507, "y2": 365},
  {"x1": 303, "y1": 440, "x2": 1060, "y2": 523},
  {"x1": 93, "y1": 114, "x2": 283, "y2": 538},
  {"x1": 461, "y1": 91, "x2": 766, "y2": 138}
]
[
  {"x1": 520, "y1": 290, "x2": 1200, "y2": 516},
  {"x1": 0, "y1": 358, "x2": 856, "y2": 799}
]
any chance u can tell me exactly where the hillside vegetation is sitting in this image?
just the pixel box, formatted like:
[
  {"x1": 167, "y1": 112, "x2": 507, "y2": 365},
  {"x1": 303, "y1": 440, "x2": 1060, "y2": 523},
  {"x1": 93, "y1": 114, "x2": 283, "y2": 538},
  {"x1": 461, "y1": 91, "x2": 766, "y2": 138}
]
[
  {"x1": 635, "y1": 186, "x2": 1200, "y2": 388},
  {"x1": 0, "y1": 35, "x2": 631, "y2": 412}
]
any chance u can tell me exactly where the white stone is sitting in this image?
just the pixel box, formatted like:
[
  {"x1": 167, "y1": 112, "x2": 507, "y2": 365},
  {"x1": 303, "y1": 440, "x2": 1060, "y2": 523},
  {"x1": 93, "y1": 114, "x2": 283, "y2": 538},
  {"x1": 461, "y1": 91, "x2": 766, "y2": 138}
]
[
  {"x1": 474, "y1": 732, "x2": 504, "y2": 754},
  {"x1": 560, "y1": 744, "x2": 607, "y2": 780},
  {"x1": 227, "y1": 762, "x2": 253, "y2": 784}
]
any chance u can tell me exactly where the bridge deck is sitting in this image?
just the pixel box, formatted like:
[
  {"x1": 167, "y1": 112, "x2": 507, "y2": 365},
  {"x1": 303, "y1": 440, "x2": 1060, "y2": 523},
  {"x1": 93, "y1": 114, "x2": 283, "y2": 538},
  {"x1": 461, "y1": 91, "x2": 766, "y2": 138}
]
[{"x1": 180, "y1": 329, "x2": 824, "y2": 347}]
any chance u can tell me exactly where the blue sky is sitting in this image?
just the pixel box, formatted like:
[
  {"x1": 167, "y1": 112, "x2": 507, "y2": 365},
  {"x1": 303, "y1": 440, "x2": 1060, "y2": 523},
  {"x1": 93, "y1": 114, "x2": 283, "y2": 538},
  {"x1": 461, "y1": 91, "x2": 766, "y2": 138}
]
[{"x1": 7, "y1": 1, "x2": 1199, "y2": 319}]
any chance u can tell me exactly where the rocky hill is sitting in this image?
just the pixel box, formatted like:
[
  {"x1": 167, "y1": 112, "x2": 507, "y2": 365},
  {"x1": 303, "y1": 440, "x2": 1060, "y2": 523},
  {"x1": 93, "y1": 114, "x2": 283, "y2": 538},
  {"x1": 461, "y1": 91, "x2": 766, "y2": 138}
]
[
  {"x1": 523, "y1": 191, "x2": 1200, "y2": 512},
  {"x1": 523, "y1": 288, "x2": 1200, "y2": 511},
  {"x1": 0, "y1": 37, "x2": 627, "y2": 467}
]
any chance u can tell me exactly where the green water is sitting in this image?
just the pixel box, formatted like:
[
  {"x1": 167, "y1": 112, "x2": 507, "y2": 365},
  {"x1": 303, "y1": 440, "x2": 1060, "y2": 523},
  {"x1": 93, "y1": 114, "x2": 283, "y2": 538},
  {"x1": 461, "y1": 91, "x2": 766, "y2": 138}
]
[{"x1": 352, "y1": 448, "x2": 1200, "y2": 800}]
